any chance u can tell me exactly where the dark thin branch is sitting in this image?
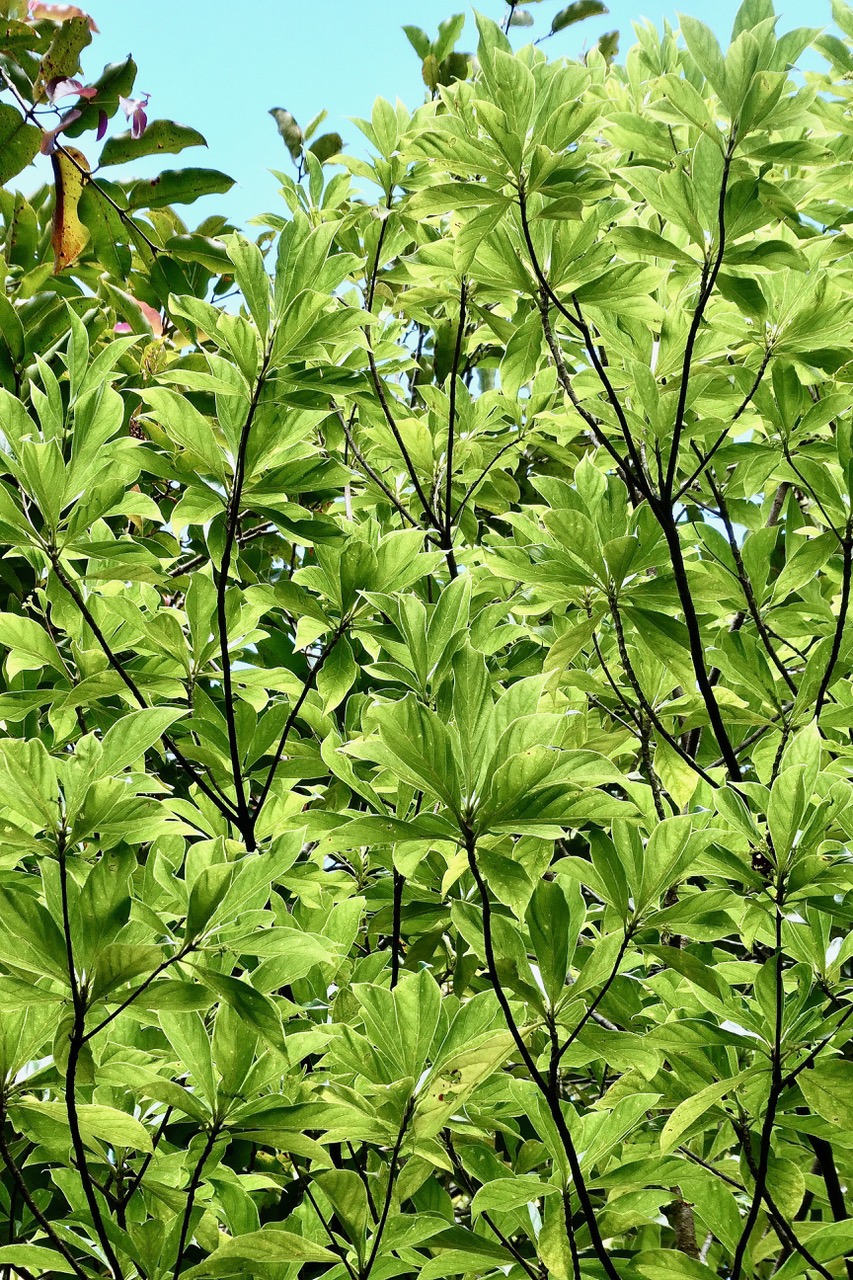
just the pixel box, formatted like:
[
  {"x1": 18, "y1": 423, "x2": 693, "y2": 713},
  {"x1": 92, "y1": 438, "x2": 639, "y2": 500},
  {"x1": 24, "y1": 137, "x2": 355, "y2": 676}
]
[
  {"x1": 738, "y1": 1116, "x2": 834, "y2": 1280},
  {"x1": 782, "y1": 445, "x2": 843, "y2": 540},
  {"x1": 452, "y1": 432, "x2": 525, "y2": 524},
  {"x1": 815, "y1": 524, "x2": 853, "y2": 718},
  {"x1": 390, "y1": 869, "x2": 404, "y2": 988},
  {"x1": 0, "y1": 1100, "x2": 93, "y2": 1279},
  {"x1": 689, "y1": 484, "x2": 791, "y2": 758},
  {"x1": 83, "y1": 946, "x2": 194, "y2": 1043},
  {"x1": 809, "y1": 1135, "x2": 853, "y2": 1280},
  {"x1": 444, "y1": 1132, "x2": 544, "y2": 1280},
  {"x1": 658, "y1": 519, "x2": 743, "y2": 780},
  {"x1": 679, "y1": 1146, "x2": 745, "y2": 1192},
  {"x1": 640, "y1": 717, "x2": 669, "y2": 819},
  {"x1": 124, "y1": 1107, "x2": 173, "y2": 1205},
  {"x1": 608, "y1": 592, "x2": 719, "y2": 788},
  {"x1": 332, "y1": 405, "x2": 426, "y2": 533},
  {"x1": 444, "y1": 283, "x2": 468, "y2": 526},
  {"x1": 569, "y1": 295, "x2": 653, "y2": 492},
  {"x1": 0, "y1": 65, "x2": 161, "y2": 260},
  {"x1": 557, "y1": 929, "x2": 633, "y2": 1063},
  {"x1": 346, "y1": 1141, "x2": 379, "y2": 1222},
  {"x1": 466, "y1": 833, "x2": 621, "y2": 1280},
  {"x1": 730, "y1": 889, "x2": 786, "y2": 1280},
  {"x1": 705, "y1": 466, "x2": 797, "y2": 696},
  {"x1": 172, "y1": 1126, "x2": 220, "y2": 1279},
  {"x1": 537, "y1": 293, "x2": 638, "y2": 490},
  {"x1": 366, "y1": 346, "x2": 440, "y2": 527},
  {"x1": 169, "y1": 522, "x2": 278, "y2": 579},
  {"x1": 366, "y1": 193, "x2": 393, "y2": 314},
  {"x1": 214, "y1": 344, "x2": 275, "y2": 847},
  {"x1": 674, "y1": 348, "x2": 772, "y2": 502},
  {"x1": 360, "y1": 1100, "x2": 414, "y2": 1280},
  {"x1": 290, "y1": 1159, "x2": 359, "y2": 1280},
  {"x1": 521, "y1": 180, "x2": 653, "y2": 500},
  {"x1": 591, "y1": 631, "x2": 640, "y2": 724},
  {"x1": 664, "y1": 134, "x2": 736, "y2": 499},
  {"x1": 46, "y1": 550, "x2": 241, "y2": 825},
  {"x1": 58, "y1": 838, "x2": 125, "y2": 1280},
  {"x1": 502, "y1": 0, "x2": 520, "y2": 33},
  {"x1": 781, "y1": 999, "x2": 853, "y2": 1090},
  {"x1": 254, "y1": 627, "x2": 345, "y2": 816}
]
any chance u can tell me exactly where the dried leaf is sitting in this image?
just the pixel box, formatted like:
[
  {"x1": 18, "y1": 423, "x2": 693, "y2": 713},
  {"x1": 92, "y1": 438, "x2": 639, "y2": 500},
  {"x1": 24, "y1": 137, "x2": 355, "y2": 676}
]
[{"x1": 50, "y1": 145, "x2": 90, "y2": 271}]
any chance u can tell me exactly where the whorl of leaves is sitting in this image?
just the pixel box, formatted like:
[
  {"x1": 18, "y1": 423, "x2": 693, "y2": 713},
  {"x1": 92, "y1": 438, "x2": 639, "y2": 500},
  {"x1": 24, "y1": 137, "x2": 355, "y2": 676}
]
[{"x1": 1, "y1": 0, "x2": 853, "y2": 1278}]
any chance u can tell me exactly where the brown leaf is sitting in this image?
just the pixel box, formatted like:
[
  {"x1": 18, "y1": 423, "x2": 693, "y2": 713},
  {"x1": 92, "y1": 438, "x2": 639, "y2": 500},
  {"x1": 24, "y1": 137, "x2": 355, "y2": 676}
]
[{"x1": 50, "y1": 145, "x2": 90, "y2": 272}]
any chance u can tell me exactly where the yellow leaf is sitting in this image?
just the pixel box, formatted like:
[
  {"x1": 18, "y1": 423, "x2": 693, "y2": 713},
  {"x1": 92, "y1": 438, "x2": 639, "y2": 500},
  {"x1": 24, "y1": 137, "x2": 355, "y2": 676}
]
[{"x1": 50, "y1": 146, "x2": 89, "y2": 272}]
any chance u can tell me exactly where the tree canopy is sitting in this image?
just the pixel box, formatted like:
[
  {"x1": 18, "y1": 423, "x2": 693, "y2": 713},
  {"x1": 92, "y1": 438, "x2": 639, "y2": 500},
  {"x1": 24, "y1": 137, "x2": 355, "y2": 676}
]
[{"x1": 1, "y1": 0, "x2": 853, "y2": 1277}]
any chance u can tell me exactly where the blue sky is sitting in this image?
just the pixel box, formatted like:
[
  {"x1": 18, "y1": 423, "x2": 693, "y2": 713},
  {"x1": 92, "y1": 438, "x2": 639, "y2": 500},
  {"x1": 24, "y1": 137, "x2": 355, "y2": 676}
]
[{"x1": 62, "y1": 0, "x2": 838, "y2": 229}]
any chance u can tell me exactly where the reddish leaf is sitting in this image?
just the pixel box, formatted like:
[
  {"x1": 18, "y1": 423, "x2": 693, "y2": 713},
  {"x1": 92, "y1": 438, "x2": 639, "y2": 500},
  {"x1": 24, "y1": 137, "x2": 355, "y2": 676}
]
[{"x1": 27, "y1": 1, "x2": 99, "y2": 30}]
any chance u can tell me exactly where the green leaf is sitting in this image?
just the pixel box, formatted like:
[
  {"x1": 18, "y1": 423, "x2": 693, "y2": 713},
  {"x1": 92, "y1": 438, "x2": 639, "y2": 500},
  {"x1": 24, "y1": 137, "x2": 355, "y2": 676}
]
[
  {"x1": 64, "y1": 55, "x2": 137, "y2": 137},
  {"x1": 99, "y1": 120, "x2": 207, "y2": 167},
  {"x1": 500, "y1": 312, "x2": 542, "y2": 398},
  {"x1": 552, "y1": 1, "x2": 608, "y2": 34},
  {"x1": 631, "y1": 1250, "x2": 720, "y2": 1279},
  {"x1": 472, "y1": 1177, "x2": 560, "y2": 1214},
  {"x1": 270, "y1": 107, "x2": 303, "y2": 161},
  {"x1": 77, "y1": 180, "x2": 132, "y2": 278},
  {"x1": 98, "y1": 706, "x2": 187, "y2": 775},
  {"x1": 225, "y1": 233, "x2": 271, "y2": 337},
  {"x1": 678, "y1": 13, "x2": 728, "y2": 98},
  {"x1": 309, "y1": 132, "x2": 344, "y2": 163},
  {"x1": 317, "y1": 636, "x2": 357, "y2": 712},
  {"x1": 38, "y1": 14, "x2": 92, "y2": 82},
  {"x1": 182, "y1": 1228, "x2": 336, "y2": 1277},
  {"x1": 0, "y1": 611, "x2": 65, "y2": 674},
  {"x1": 138, "y1": 386, "x2": 226, "y2": 477},
  {"x1": 660, "y1": 1071, "x2": 754, "y2": 1152},
  {"x1": 13, "y1": 1100, "x2": 153, "y2": 1151},
  {"x1": 196, "y1": 968, "x2": 282, "y2": 1047},
  {"x1": 798, "y1": 1059, "x2": 853, "y2": 1129},
  {"x1": 526, "y1": 879, "x2": 571, "y2": 1003},
  {"x1": 0, "y1": 105, "x2": 41, "y2": 187},
  {"x1": 0, "y1": 1245, "x2": 75, "y2": 1274},
  {"x1": 127, "y1": 167, "x2": 235, "y2": 210}
]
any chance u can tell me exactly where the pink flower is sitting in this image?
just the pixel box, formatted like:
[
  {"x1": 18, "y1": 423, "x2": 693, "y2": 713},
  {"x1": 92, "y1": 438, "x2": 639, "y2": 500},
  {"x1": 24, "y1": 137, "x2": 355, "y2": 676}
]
[
  {"x1": 45, "y1": 76, "x2": 98, "y2": 103},
  {"x1": 119, "y1": 93, "x2": 150, "y2": 140}
]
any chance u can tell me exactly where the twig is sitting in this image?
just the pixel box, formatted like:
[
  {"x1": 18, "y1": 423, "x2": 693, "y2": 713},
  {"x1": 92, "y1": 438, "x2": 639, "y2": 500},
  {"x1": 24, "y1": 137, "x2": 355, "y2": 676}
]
[
  {"x1": 254, "y1": 627, "x2": 345, "y2": 815},
  {"x1": 444, "y1": 1132, "x2": 543, "y2": 1280},
  {"x1": 608, "y1": 592, "x2": 718, "y2": 788},
  {"x1": 172, "y1": 1126, "x2": 220, "y2": 1279},
  {"x1": 466, "y1": 831, "x2": 621, "y2": 1280},
  {"x1": 557, "y1": 928, "x2": 633, "y2": 1063},
  {"x1": 46, "y1": 548, "x2": 242, "y2": 825},
  {"x1": 441, "y1": 278, "x2": 468, "y2": 576},
  {"x1": 663, "y1": 134, "x2": 736, "y2": 499},
  {"x1": 360, "y1": 1100, "x2": 414, "y2": 1280},
  {"x1": 366, "y1": 346, "x2": 440, "y2": 527},
  {"x1": 214, "y1": 343, "x2": 275, "y2": 847},
  {"x1": 0, "y1": 1100, "x2": 92, "y2": 1279},
  {"x1": 57, "y1": 837, "x2": 125, "y2": 1280},
  {"x1": 815, "y1": 523, "x2": 853, "y2": 718},
  {"x1": 390, "y1": 869, "x2": 404, "y2": 988},
  {"x1": 82, "y1": 947, "x2": 194, "y2": 1043}
]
